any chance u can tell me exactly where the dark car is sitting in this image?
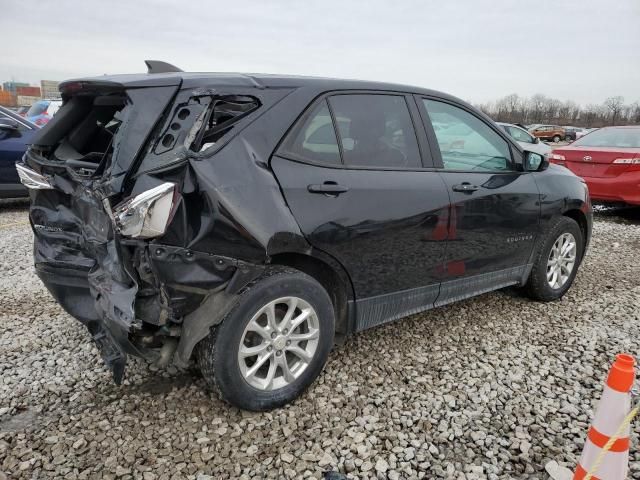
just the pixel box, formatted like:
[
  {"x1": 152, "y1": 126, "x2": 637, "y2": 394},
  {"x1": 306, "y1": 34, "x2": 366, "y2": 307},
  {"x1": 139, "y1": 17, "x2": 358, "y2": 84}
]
[
  {"x1": 18, "y1": 63, "x2": 592, "y2": 411},
  {"x1": 0, "y1": 106, "x2": 38, "y2": 198}
]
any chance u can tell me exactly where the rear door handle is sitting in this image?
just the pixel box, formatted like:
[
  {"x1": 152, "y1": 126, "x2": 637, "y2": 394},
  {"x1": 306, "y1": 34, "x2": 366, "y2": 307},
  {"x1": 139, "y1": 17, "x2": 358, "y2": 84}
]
[
  {"x1": 307, "y1": 182, "x2": 349, "y2": 195},
  {"x1": 452, "y1": 183, "x2": 479, "y2": 193}
]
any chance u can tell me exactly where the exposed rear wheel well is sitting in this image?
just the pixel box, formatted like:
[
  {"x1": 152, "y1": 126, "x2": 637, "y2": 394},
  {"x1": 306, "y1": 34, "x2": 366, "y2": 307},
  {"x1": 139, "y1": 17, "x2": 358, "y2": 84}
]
[
  {"x1": 563, "y1": 209, "x2": 588, "y2": 258},
  {"x1": 269, "y1": 253, "x2": 352, "y2": 341}
]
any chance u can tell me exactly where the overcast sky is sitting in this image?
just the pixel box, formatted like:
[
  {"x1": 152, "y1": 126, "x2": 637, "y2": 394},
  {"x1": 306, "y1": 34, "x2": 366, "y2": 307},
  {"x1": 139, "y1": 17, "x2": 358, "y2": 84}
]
[{"x1": 2, "y1": 0, "x2": 638, "y2": 105}]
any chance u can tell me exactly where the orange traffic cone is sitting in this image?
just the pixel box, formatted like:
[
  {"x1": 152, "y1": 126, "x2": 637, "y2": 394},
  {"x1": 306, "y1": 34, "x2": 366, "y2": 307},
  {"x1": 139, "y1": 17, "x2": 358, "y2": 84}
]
[{"x1": 574, "y1": 354, "x2": 636, "y2": 480}]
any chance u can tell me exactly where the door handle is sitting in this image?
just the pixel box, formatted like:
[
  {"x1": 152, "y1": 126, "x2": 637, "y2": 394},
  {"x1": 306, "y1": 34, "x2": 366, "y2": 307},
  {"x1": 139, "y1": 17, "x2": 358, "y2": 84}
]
[
  {"x1": 452, "y1": 183, "x2": 479, "y2": 193},
  {"x1": 307, "y1": 182, "x2": 349, "y2": 195}
]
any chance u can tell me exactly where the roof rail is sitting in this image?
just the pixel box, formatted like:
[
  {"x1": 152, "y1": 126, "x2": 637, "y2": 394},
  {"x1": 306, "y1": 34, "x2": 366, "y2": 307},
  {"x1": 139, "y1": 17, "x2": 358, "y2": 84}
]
[{"x1": 144, "y1": 60, "x2": 183, "y2": 74}]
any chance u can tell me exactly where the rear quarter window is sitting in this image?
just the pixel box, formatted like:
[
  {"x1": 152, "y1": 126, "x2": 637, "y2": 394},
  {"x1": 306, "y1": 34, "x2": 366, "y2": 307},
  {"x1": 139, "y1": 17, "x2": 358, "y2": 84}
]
[{"x1": 187, "y1": 96, "x2": 260, "y2": 153}]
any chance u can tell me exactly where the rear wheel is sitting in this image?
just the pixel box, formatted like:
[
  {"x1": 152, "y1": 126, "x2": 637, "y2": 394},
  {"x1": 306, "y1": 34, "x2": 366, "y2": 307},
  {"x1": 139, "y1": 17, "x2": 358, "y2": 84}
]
[
  {"x1": 197, "y1": 268, "x2": 335, "y2": 411},
  {"x1": 553, "y1": 135, "x2": 561, "y2": 143},
  {"x1": 525, "y1": 217, "x2": 583, "y2": 301}
]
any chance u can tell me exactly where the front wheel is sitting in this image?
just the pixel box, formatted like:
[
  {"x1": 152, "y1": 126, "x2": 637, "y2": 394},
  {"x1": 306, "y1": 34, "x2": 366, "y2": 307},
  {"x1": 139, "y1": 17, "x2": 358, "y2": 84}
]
[
  {"x1": 553, "y1": 135, "x2": 561, "y2": 143},
  {"x1": 524, "y1": 217, "x2": 583, "y2": 302},
  {"x1": 197, "y1": 268, "x2": 335, "y2": 411}
]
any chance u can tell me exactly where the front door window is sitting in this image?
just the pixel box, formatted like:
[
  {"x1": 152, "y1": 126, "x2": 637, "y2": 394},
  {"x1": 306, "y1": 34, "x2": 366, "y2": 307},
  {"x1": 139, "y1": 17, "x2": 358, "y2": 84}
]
[{"x1": 423, "y1": 100, "x2": 512, "y2": 171}]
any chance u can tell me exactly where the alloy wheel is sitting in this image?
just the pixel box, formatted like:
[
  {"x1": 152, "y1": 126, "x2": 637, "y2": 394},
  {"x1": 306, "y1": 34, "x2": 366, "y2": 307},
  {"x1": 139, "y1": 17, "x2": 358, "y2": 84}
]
[
  {"x1": 546, "y1": 232, "x2": 577, "y2": 289},
  {"x1": 238, "y1": 297, "x2": 320, "y2": 391}
]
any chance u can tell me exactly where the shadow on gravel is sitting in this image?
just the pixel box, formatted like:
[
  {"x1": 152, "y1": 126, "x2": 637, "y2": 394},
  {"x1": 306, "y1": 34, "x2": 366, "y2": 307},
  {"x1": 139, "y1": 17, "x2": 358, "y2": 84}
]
[
  {"x1": 593, "y1": 205, "x2": 640, "y2": 225},
  {"x1": 131, "y1": 371, "x2": 198, "y2": 395},
  {"x1": 0, "y1": 407, "x2": 39, "y2": 433}
]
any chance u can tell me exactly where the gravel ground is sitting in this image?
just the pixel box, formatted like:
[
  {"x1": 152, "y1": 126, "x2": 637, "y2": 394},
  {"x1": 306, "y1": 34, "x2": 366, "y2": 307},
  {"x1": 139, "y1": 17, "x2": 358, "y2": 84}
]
[{"x1": 1, "y1": 201, "x2": 639, "y2": 480}]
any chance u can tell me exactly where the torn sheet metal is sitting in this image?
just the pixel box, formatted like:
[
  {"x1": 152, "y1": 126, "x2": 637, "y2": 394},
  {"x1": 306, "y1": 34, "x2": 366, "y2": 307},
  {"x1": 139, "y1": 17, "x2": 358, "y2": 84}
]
[{"x1": 22, "y1": 76, "x2": 306, "y2": 385}]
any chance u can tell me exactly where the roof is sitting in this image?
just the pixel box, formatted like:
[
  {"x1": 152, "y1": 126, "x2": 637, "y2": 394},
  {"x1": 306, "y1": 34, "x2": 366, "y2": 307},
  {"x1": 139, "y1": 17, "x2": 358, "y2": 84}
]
[{"x1": 59, "y1": 71, "x2": 459, "y2": 101}]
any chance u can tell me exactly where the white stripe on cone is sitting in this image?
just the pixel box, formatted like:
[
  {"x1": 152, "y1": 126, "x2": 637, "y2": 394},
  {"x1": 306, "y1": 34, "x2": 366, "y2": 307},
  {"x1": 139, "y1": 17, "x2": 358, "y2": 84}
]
[
  {"x1": 578, "y1": 438, "x2": 628, "y2": 479},
  {"x1": 592, "y1": 385, "x2": 631, "y2": 437}
]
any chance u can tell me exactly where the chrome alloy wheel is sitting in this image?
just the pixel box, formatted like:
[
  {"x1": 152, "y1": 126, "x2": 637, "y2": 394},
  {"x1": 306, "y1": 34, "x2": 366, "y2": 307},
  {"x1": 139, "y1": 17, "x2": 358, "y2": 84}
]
[
  {"x1": 238, "y1": 297, "x2": 320, "y2": 391},
  {"x1": 546, "y1": 232, "x2": 577, "y2": 289}
]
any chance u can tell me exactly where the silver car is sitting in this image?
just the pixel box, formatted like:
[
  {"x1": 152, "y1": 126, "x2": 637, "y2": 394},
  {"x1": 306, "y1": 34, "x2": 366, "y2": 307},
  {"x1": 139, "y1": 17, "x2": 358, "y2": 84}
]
[{"x1": 497, "y1": 122, "x2": 552, "y2": 156}]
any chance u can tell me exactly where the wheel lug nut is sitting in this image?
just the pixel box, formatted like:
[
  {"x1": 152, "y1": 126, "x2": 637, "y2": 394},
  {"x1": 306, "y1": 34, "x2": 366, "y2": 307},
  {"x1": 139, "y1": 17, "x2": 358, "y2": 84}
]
[
  {"x1": 286, "y1": 340, "x2": 291, "y2": 346},
  {"x1": 267, "y1": 346, "x2": 273, "y2": 352},
  {"x1": 283, "y1": 329, "x2": 288, "y2": 335},
  {"x1": 271, "y1": 332, "x2": 277, "y2": 339},
  {"x1": 276, "y1": 350, "x2": 282, "y2": 356}
]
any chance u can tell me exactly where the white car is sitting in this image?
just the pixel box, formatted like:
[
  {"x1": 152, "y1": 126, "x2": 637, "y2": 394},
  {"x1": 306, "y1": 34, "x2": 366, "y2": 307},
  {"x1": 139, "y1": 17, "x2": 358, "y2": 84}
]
[
  {"x1": 575, "y1": 128, "x2": 597, "y2": 140},
  {"x1": 497, "y1": 122, "x2": 552, "y2": 156}
]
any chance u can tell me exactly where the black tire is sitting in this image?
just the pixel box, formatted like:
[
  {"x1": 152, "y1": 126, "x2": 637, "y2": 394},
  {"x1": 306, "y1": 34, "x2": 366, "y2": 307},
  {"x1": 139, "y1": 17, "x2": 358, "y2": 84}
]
[
  {"x1": 197, "y1": 267, "x2": 335, "y2": 411},
  {"x1": 553, "y1": 135, "x2": 561, "y2": 143},
  {"x1": 524, "y1": 217, "x2": 583, "y2": 302}
]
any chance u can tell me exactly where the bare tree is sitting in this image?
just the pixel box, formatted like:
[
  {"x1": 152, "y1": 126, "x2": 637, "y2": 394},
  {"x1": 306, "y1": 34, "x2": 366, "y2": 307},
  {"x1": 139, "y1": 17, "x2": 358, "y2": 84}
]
[
  {"x1": 604, "y1": 96, "x2": 624, "y2": 125},
  {"x1": 557, "y1": 100, "x2": 579, "y2": 125},
  {"x1": 528, "y1": 94, "x2": 548, "y2": 124},
  {"x1": 543, "y1": 98, "x2": 562, "y2": 122},
  {"x1": 503, "y1": 94, "x2": 521, "y2": 122},
  {"x1": 630, "y1": 102, "x2": 640, "y2": 124},
  {"x1": 476, "y1": 94, "x2": 639, "y2": 128}
]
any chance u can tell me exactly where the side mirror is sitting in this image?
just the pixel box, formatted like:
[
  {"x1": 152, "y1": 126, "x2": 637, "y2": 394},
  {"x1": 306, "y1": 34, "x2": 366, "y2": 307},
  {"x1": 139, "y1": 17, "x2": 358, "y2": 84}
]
[
  {"x1": 0, "y1": 118, "x2": 19, "y2": 131},
  {"x1": 533, "y1": 137, "x2": 540, "y2": 144},
  {"x1": 524, "y1": 151, "x2": 549, "y2": 172}
]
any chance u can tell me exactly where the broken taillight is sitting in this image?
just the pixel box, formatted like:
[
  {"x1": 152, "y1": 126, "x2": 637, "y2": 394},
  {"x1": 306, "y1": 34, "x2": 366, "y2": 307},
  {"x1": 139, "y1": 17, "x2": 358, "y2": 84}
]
[{"x1": 112, "y1": 183, "x2": 177, "y2": 239}]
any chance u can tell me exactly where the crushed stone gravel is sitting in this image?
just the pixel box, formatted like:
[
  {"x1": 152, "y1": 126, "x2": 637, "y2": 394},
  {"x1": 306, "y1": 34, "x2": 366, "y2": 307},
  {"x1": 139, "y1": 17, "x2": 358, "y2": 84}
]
[{"x1": 1, "y1": 203, "x2": 639, "y2": 479}]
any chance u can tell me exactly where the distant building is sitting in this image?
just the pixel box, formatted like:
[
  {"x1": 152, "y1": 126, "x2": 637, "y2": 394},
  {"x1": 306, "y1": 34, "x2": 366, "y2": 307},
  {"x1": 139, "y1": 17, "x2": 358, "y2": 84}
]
[
  {"x1": 16, "y1": 95, "x2": 40, "y2": 107},
  {"x1": 2, "y1": 81, "x2": 29, "y2": 95},
  {"x1": 0, "y1": 90, "x2": 16, "y2": 107},
  {"x1": 16, "y1": 86, "x2": 41, "y2": 97},
  {"x1": 41, "y1": 80, "x2": 61, "y2": 99}
]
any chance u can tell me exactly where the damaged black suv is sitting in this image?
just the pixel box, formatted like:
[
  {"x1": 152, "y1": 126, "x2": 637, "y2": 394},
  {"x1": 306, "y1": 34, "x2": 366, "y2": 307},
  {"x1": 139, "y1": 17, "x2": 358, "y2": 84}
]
[{"x1": 19, "y1": 62, "x2": 592, "y2": 411}]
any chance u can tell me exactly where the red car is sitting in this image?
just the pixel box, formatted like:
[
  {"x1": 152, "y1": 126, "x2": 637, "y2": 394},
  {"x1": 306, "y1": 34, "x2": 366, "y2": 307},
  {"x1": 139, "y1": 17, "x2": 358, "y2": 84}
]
[{"x1": 549, "y1": 126, "x2": 640, "y2": 205}]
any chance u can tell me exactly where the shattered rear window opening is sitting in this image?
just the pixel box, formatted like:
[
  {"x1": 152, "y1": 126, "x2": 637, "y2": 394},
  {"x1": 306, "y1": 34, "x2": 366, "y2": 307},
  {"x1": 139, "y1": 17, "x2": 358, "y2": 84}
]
[
  {"x1": 189, "y1": 95, "x2": 260, "y2": 152},
  {"x1": 61, "y1": 98, "x2": 126, "y2": 163}
]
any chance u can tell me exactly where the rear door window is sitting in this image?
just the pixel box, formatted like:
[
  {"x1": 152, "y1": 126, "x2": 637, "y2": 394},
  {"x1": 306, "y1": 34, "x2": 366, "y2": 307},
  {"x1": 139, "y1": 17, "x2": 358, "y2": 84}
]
[
  {"x1": 423, "y1": 99, "x2": 513, "y2": 171},
  {"x1": 328, "y1": 94, "x2": 421, "y2": 168}
]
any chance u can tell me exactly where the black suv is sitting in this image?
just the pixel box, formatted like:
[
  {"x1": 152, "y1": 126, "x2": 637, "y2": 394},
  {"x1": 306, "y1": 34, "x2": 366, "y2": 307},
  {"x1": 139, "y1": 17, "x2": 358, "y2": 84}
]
[{"x1": 18, "y1": 63, "x2": 592, "y2": 411}]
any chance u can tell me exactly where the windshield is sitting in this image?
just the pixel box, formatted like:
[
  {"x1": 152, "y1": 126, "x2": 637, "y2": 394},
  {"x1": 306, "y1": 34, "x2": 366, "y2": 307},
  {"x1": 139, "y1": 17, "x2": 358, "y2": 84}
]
[
  {"x1": 572, "y1": 128, "x2": 640, "y2": 148},
  {"x1": 27, "y1": 101, "x2": 49, "y2": 117}
]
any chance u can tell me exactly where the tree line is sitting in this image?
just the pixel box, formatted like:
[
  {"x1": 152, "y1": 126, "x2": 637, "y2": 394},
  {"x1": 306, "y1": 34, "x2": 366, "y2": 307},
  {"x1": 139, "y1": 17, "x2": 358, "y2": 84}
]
[{"x1": 475, "y1": 94, "x2": 640, "y2": 128}]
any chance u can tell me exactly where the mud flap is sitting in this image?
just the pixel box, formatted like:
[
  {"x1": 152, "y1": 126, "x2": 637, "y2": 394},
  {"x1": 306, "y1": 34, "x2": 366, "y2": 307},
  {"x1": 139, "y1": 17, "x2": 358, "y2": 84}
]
[{"x1": 92, "y1": 327, "x2": 127, "y2": 385}]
